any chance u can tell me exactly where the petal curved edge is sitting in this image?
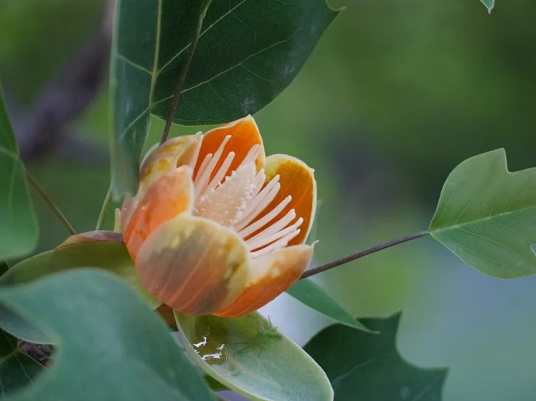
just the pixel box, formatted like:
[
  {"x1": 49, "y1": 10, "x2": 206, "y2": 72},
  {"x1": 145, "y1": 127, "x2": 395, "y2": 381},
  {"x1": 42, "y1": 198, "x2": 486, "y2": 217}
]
[
  {"x1": 121, "y1": 135, "x2": 199, "y2": 228},
  {"x1": 123, "y1": 166, "x2": 195, "y2": 260},
  {"x1": 196, "y1": 115, "x2": 266, "y2": 179},
  {"x1": 215, "y1": 244, "x2": 314, "y2": 317},
  {"x1": 136, "y1": 215, "x2": 250, "y2": 316},
  {"x1": 256, "y1": 154, "x2": 316, "y2": 246},
  {"x1": 57, "y1": 230, "x2": 124, "y2": 249}
]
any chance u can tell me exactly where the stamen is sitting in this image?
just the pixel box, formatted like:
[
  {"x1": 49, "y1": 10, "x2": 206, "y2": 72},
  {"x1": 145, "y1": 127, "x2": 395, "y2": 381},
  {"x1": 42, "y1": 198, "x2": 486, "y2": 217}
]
[
  {"x1": 239, "y1": 144, "x2": 261, "y2": 168},
  {"x1": 195, "y1": 135, "x2": 232, "y2": 197},
  {"x1": 194, "y1": 153, "x2": 212, "y2": 185},
  {"x1": 250, "y1": 229, "x2": 301, "y2": 259},
  {"x1": 247, "y1": 215, "x2": 303, "y2": 251},
  {"x1": 245, "y1": 210, "x2": 297, "y2": 245},
  {"x1": 195, "y1": 163, "x2": 256, "y2": 227},
  {"x1": 233, "y1": 175, "x2": 280, "y2": 231},
  {"x1": 238, "y1": 195, "x2": 292, "y2": 239},
  {"x1": 186, "y1": 136, "x2": 203, "y2": 170},
  {"x1": 203, "y1": 151, "x2": 235, "y2": 197}
]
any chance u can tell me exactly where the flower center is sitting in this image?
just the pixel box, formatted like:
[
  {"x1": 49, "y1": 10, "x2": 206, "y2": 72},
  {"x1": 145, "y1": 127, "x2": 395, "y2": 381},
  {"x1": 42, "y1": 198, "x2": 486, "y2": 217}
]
[{"x1": 186, "y1": 135, "x2": 303, "y2": 259}]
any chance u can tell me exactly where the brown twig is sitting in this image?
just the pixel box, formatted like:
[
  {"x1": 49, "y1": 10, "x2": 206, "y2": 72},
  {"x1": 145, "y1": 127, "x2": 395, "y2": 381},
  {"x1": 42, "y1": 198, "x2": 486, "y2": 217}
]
[
  {"x1": 160, "y1": 4, "x2": 208, "y2": 144},
  {"x1": 300, "y1": 230, "x2": 429, "y2": 279}
]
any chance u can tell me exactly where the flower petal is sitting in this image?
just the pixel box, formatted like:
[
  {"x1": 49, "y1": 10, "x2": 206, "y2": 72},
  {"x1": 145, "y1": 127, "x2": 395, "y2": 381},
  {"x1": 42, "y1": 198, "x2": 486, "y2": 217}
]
[
  {"x1": 195, "y1": 115, "x2": 265, "y2": 179},
  {"x1": 121, "y1": 135, "x2": 199, "y2": 228},
  {"x1": 214, "y1": 244, "x2": 314, "y2": 317},
  {"x1": 123, "y1": 166, "x2": 194, "y2": 260},
  {"x1": 57, "y1": 230, "x2": 124, "y2": 250},
  {"x1": 136, "y1": 215, "x2": 250, "y2": 316},
  {"x1": 247, "y1": 154, "x2": 316, "y2": 246}
]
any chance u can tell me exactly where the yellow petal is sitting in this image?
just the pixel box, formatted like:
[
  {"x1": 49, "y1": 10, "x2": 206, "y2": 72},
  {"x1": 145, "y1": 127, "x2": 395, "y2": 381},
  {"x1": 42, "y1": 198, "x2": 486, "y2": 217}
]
[
  {"x1": 194, "y1": 115, "x2": 265, "y2": 180},
  {"x1": 214, "y1": 244, "x2": 314, "y2": 317},
  {"x1": 139, "y1": 134, "x2": 199, "y2": 190},
  {"x1": 136, "y1": 215, "x2": 250, "y2": 316},
  {"x1": 248, "y1": 154, "x2": 316, "y2": 246},
  {"x1": 123, "y1": 166, "x2": 194, "y2": 260}
]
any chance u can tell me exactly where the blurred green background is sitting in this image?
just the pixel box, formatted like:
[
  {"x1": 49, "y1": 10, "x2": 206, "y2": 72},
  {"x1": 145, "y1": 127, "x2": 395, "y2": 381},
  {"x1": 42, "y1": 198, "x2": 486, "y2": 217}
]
[{"x1": 1, "y1": 0, "x2": 536, "y2": 399}]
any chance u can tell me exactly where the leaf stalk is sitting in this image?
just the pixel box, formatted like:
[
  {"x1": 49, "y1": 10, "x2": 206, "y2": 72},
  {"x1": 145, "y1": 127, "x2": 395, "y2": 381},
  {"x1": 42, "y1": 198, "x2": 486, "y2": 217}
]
[{"x1": 300, "y1": 230, "x2": 429, "y2": 279}]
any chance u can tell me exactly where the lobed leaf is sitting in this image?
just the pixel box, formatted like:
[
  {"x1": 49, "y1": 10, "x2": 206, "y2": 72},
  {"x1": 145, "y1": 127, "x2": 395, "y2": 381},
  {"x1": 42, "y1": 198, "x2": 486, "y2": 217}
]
[
  {"x1": 0, "y1": 269, "x2": 215, "y2": 401},
  {"x1": 0, "y1": 241, "x2": 159, "y2": 343},
  {"x1": 304, "y1": 314, "x2": 448, "y2": 401},
  {"x1": 430, "y1": 149, "x2": 536, "y2": 278}
]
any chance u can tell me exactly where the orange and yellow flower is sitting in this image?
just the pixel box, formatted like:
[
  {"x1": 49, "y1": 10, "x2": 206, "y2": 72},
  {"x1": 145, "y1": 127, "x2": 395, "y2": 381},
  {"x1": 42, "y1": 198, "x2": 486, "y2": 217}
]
[{"x1": 121, "y1": 115, "x2": 316, "y2": 317}]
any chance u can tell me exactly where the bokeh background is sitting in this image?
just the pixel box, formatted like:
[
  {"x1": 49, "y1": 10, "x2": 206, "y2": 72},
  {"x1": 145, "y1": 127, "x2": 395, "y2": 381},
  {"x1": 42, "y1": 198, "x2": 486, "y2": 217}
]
[{"x1": 1, "y1": 0, "x2": 536, "y2": 399}]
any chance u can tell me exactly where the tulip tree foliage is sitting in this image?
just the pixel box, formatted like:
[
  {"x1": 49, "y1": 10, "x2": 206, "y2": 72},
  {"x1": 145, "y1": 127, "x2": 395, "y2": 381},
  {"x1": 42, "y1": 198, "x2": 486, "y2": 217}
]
[
  {"x1": 0, "y1": 0, "x2": 529, "y2": 400},
  {"x1": 480, "y1": 0, "x2": 495, "y2": 13}
]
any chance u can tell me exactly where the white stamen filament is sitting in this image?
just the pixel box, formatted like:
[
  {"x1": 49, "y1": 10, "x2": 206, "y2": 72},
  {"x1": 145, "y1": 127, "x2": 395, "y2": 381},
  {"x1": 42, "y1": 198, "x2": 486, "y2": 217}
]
[
  {"x1": 233, "y1": 176, "x2": 280, "y2": 231},
  {"x1": 238, "y1": 195, "x2": 292, "y2": 239},
  {"x1": 250, "y1": 229, "x2": 301, "y2": 259},
  {"x1": 187, "y1": 134, "x2": 302, "y2": 259},
  {"x1": 186, "y1": 136, "x2": 203, "y2": 170},
  {"x1": 247, "y1": 216, "x2": 303, "y2": 251},
  {"x1": 194, "y1": 153, "x2": 212, "y2": 186},
  {"x1": 245, "y1": 210, "x2": 298, "y2": 246},
  {"x1": 194, "y1": 135, "x2": 231, "y2": 197},
  {"x1": 203, "y1": 151, "x2": 235, "y2": 197}
]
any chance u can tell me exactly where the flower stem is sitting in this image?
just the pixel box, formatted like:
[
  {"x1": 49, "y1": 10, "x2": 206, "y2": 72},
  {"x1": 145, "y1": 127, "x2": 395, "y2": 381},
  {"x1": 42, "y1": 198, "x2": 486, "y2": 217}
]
[
  {"x1": 300, "y1": 230, "x2": 429, "y2": 280},
  {"x1": 159, "y1": 7, "x2": 205, "y2": 145},
  {"x1": 96, "y1": 186, "x2": 113, "y2": 230},
  {"x1": 26, "y1": 171, "x2": 76, "y2": 236}
]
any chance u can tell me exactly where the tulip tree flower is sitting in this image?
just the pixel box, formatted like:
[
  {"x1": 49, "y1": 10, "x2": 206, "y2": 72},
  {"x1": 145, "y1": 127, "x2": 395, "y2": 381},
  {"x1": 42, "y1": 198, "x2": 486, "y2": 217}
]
[{"x1": 121, "y1": 116, "x2": 316, "y2": 317}]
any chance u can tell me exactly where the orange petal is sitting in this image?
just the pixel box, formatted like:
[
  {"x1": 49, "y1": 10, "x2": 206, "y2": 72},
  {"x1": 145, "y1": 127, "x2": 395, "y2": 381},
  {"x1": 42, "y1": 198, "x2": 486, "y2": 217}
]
[
  {"x1": 136, "y1": 215, "x2": 250, "y2": 316},
  {"x1": 123, "y1": 166, "x2": 194, "y2": 260},
  {"x1": 248, "y1": 154, "x2": 316, "y2": 246},
  {"x1": 215, "y1": 244, "x2": 314, "y2": 317},
  {"x1": 194, "y1": 115, "x2": 265, "y2": 180},
  {"x1": 121, "y1": 135, "x2": 199, "y2": 228}
]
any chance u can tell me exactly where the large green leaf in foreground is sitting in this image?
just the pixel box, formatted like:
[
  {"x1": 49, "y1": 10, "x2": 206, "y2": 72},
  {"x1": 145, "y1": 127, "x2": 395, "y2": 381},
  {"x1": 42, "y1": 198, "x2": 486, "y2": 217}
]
[
  {"x1": 0, "y1": 240, "x2": 159, "y2": 344},
  {"x1": 0, "y1": 269, "x2": 214, "y2": 401},
  {"x1": 304, "y1": 314, "x2": 448, "y2": 401},
  {"x1": 176, "y1": 312, "x2": 333, "y2": 401},
  {"x1": 430, "y1": 149, "x2": 536, "y2": 278},
  {"x1": 287, "y1": 279, "x2": 371, "y2": 332},
  {"x1": 111, "y1": 0, "x2": 339, "y2": 195}
]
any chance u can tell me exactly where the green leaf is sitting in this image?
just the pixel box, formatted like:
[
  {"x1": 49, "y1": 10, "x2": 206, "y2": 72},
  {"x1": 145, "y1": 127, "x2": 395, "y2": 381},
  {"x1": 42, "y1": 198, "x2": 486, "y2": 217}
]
[
  {"x1": 111, "y1": 0, "x2": 339, "y2": 196},
  {"x1": 1, "y1": 241, "x2": 159, "y2": 306},
  {"x1": 175, "y1": 312, "x2": 333, "y2": 401},
  {"x1": 0, "y1": 83, "x2": 18, "y2": 155},
  {"x1": 0, "y1": 241, "x2": 159, "y2": 343},
  {"x1": 0, "y1": 269, "x2": 215, "y2": 401},
  {"x1": 304, "y1": 314, "x2": 448, "y2": 401},
  {"x1": 480, "y1": 0, "x2": 494, "y2": 13},
  {"x1": 0, "y1": 149, "x2": 38, "y2": 260},
  {"x1": 430, "y1": 149, "x2": 536, "y2": 278},
  {"x1": 287, "y1": 279, "x2": 371, "y2": 332},
  {"x1": 0, "y1": 329, "x2": 43, "y2": 396}
]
